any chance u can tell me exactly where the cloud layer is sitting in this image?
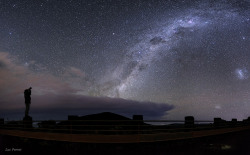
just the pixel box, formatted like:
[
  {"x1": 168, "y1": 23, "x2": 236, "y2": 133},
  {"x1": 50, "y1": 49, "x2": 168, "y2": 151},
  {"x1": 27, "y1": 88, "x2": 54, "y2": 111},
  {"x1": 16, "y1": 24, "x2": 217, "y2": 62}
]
[{"x1": 0, "y1": 52, "x2": 174, "y2": 120}]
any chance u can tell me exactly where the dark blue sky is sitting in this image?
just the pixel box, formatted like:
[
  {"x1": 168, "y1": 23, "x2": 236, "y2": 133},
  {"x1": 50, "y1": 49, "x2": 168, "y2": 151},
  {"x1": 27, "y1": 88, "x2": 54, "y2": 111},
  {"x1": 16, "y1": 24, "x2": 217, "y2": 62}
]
[{"x1": 0, "y1": 0, "x2": 250, "y2": 120}]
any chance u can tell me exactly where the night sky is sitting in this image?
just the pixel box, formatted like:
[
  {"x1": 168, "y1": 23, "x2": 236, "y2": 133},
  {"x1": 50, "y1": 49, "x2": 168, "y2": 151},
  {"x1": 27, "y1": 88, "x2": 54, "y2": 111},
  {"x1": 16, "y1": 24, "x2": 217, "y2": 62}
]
[{"x1": 0, "y1": 0, "x2": 250, "y2": 121}]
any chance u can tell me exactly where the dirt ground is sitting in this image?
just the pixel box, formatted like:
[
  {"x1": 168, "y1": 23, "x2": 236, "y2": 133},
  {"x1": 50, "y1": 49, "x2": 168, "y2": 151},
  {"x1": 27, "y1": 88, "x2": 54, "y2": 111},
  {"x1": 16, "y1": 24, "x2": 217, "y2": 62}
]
[{"x1": 1, "y1": 129, "x2": 250, "y2": 155}]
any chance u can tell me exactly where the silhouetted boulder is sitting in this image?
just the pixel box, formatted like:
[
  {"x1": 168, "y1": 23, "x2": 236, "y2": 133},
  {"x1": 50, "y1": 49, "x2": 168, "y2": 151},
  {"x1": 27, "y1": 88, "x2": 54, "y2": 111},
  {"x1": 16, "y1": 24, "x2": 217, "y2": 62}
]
[
  {"x1": 230, "y1": 118, "x2": 237, "y2": 127},
  {"x1": 243, "y1": 117, "x2": 250, "y2": 125},
  {"x1": 232, "y1": 118, "x2": 237, "y2": 122},
  {"x1": 185, "y1": 116, "x2": 194, "y2": 128},
  {"x1": 214, "y1": 118, "x2": 226, "y2": 127}
]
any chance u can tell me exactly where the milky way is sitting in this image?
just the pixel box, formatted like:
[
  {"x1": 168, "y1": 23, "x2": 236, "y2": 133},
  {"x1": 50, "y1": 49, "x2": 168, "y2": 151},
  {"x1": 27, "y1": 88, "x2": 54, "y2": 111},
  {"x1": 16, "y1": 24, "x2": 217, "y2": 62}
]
[
  {"x1": 91, "y1": 1, "x2": 250, "y2": 120},
  {"x1": 97, "y1": 2, "x2": 249, "y2": 100},
  {"x1": 0, "y1": 0, "x2": 250, "y2": 120}
]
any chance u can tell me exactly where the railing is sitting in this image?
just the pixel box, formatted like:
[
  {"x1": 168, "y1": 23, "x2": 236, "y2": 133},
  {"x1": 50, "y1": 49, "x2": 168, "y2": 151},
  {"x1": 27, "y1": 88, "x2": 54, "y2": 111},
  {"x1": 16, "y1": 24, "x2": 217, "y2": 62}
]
[
  {"x1": 0, "y1": 119, "x2": 244, "y2": 135},
  {"x1": 1, "y1": 119, "x2": 250, "y2": 143}
]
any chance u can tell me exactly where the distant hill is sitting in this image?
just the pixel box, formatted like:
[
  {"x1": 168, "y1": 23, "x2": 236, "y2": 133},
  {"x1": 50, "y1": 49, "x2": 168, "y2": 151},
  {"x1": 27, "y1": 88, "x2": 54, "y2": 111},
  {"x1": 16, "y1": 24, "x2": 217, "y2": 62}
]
[
  {"x1": 68, "y1": 112, "x2": 132, "y2": 121},
  {"x1": 54, "y1": 112, "x2": 150, "y2": 134}
]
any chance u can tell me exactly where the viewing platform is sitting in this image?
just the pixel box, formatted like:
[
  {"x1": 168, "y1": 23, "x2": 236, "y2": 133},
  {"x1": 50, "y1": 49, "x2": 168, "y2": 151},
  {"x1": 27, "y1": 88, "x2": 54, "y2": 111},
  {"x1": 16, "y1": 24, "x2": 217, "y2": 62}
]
[{"x1": 1, "y1": 113, "x2": 250, "y2": 143}]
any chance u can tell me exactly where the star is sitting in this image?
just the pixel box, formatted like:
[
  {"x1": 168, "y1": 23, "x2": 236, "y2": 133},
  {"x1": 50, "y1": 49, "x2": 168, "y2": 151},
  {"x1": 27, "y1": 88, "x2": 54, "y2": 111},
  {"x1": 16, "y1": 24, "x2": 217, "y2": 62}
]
[{"x1": 0, "y1": 0, "x2": 250, "y2": 121}]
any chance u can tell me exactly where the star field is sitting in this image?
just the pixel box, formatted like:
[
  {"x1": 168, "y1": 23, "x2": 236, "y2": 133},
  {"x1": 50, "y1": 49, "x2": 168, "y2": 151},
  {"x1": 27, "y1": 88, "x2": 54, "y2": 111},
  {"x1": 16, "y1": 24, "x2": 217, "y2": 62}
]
[{"x1": 0, "y1": 0, "x2": 250, "y2": 120}]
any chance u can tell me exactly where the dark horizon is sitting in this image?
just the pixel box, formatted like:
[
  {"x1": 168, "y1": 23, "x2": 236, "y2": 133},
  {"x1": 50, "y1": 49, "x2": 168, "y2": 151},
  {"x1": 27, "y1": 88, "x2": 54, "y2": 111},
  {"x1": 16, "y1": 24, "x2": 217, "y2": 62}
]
[{"x1": 1, "y1": 107, "x2": 248, "y2": 122}]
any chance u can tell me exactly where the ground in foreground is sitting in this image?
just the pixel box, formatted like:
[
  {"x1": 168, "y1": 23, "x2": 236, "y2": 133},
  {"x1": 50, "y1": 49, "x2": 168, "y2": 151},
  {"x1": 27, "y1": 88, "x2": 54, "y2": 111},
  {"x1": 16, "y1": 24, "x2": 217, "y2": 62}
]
[{"x1": 1, "y1": 129, "x2": 250, "y2": 155}]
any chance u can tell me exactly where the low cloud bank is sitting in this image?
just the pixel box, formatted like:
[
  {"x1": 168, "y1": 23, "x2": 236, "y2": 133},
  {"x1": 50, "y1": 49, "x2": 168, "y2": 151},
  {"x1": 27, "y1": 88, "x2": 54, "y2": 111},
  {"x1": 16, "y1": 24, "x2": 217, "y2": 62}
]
[
  {"x1": 33, "y1": 94, "x2": 174, "y2": 119},
  {"x1": 0, "y1": 52, "x2": 174, "y2": 120}
]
